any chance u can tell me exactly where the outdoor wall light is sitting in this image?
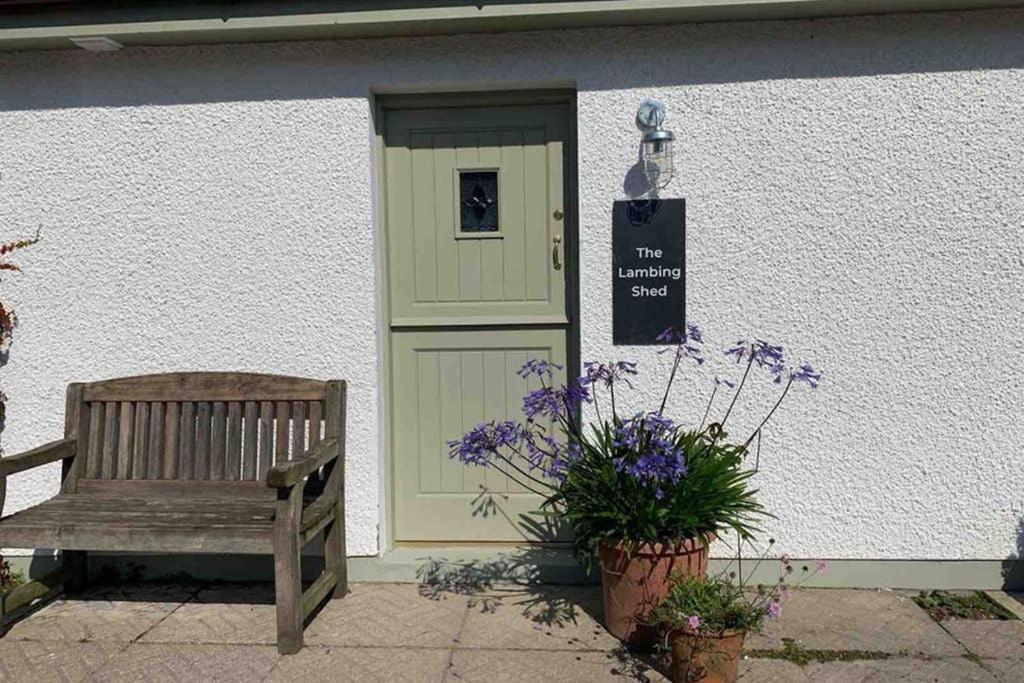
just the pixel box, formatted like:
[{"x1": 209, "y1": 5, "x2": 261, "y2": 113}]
[{"x1": 636, "y1": 99, "x2": 675, "y2": 192}]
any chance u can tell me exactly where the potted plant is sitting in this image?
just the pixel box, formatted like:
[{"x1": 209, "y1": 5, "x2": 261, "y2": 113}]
[
  {"x1": 447, "y1": 324, "x2": 821, "y2": 646},
  {"x1": 653, "y1": 549, "x2": 826, "y2": 683}
]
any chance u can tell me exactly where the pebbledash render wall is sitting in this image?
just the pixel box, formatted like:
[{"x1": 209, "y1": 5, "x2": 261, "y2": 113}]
[{"x1": 1, "y1": 8, "x2": 1022, "y2": 565}]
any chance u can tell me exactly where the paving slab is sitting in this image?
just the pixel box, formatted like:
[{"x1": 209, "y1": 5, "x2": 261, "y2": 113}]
[
  {"x1": 3, "y1": 584, "x2": 190, "y2": 643},
  {"x1": 305, "y1": 582, "x2": 469, "y2": 648},
  {"x1": 140, "y1": 583, "x2": 277, "y2": 645},
  {"x1": 979, "y1": 656, "x2": 1024, "y2": 682},
  {"x1": 941, "y1": 618, "x2": 1024, "y2": 681},
  {"x1": 942, "y1": 618, "x2": 1024, "y2": 659},
  {"x1": 744, "y1": 589, "x2": 966, "y2": 657},
  {"x1": 270, "y1": 645, "x2": 451, "y2": 682},
  {"x1": 738, "y1": 657, "x2": 809, "y2": 681},
  {"x1": 89, "y1": 643, "x2": 280, "y2": 682},
  {"x1": 0, "y1": 639, "x2": 126, "y2": 683},
  {"x1": 0, "y1": 582, "x2": 1009, "y2": 681},
  {"x1": 802, "y1": 656, "x2": 997, "y2": 682},
  {"x1": 457, "y1": 586, "x2": 621, "y2": 652},
  {"x1": 985, "y1": 592, "x2": 1024, "y2": 621},
  {"x1": 446, "y1": 648, "x2": 668, "y2": 682}
]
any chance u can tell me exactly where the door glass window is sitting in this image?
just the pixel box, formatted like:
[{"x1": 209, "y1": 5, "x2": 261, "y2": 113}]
[{"x1": 459, "y1": 170, "x2": 499, "y2": 233}]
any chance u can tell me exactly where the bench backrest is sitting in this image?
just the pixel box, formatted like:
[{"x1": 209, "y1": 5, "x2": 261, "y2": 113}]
[{"x1": 61, "y1": 373, "x2": 341, "y2": 493}]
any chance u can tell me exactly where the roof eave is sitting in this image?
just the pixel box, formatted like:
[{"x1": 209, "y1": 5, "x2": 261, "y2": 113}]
[{"x1": 1, "y1": 0, "x2": 1022, "y2": 52}]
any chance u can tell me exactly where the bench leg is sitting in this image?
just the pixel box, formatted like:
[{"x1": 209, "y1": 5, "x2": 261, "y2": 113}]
[
  {"x1": 274, "y1": 487, "x2": 304, "y2": 655},
  {"x1": 324, "y1": 501, "x2": 348, "y2": 600},
  {"x1": 63, "y1": 550, "x2": 88, "y2": 594}
]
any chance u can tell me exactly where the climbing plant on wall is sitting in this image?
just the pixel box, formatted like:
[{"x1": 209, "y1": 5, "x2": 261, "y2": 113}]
[{"x1": 0, "y1": 229, "x2": 38, "y2": 597}]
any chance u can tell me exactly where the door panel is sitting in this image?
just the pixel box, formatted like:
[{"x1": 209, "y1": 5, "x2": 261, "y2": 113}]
[
  {"x1": 385, "y1": 106, "x2": 567, "y2": 326},
  {"x1": 385, "y1": 101, "x2": 572, "y2": 543},
  {"x1": 392, "y1": 329, "x2": 567, "y2": 542}
]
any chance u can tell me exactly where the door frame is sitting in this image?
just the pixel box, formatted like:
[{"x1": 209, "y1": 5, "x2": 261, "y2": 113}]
[{"x1": 372, "y1": 88, "x2": 580, "y2": 551}]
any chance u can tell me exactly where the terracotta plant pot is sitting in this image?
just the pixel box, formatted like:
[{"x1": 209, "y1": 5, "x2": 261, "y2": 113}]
[
  {"x1": 597, "y1": 538, "x2": 709, "y2": 648},
  {"x1": 669, "y1": 628, "x2": 746, "y2": 683}
]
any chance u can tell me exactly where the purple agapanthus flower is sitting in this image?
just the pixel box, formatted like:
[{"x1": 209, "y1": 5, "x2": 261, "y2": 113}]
[
  {"x1": 611, "y1": 413, "x2": 688, "y2": 486},
  {"x1": 791, "y1": 363, "x2": 822, "y2": 389},
  {"x1": 725, "y1": 339, "x2": 788, "y2": 381},
  {"x1": 640, "y1": 412, "x2": 675, "y2": 434},
  {"x1": 612, "y1": 424, "x2": 640, "y2": 450},
  {"x1": 657, "y1": 323, "x2": 705, "y2": 364},
  {"x1": 524, "y1": 433, "x2": 581, "y2": 481},
  {"x1": 523, "y1": 382, "x2": 591, "y2": 421},
  {"x1": 580, "y1": 361, "x2": 638, "y2": 388},
  {"x1": 523, "y1": 387, "x2": 563, "y2": 421},
  {"x1": 517, "y1": 359, "x2": 562, "y2": 379},
  {"x1": 447, "y1": 420, "x2": 522, "y2": 466},
  {"x1": 562, "y1": 381, "x2": 592, "y2": 411}
]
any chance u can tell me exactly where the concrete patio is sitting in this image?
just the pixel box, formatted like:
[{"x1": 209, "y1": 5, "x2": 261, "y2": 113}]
[{"x1": 0, "y1": 581, "x2": 1021, "y2": 682}]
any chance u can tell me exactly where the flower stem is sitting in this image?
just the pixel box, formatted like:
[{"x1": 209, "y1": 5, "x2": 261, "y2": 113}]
[
  {"x1": 496, "y1": 447, "x2": 557, "y2": 491},
  {"x1": 486, "y1": 463, "x2": 550, "y2": 497},
  {"x1": 658, "y1": 342, "x2": 684, "y2": 415},
  {"x1": 721, "y1": 349, "x2": 756, "y2": 428},
  {"x1": 741, "y1": 378, "x2": 793, "y2": 451},
  {"x1": 698, "y1": 384, "x2": 718, "y2": 431}
]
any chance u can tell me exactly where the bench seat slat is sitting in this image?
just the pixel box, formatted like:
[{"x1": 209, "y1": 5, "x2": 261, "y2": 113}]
[{"x1": 0, "y1": 493, "x2": 277, "y2": 554}]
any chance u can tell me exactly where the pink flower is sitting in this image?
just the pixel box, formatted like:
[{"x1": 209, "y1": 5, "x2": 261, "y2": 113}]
[
  {"x1": 816, "y1": 560, "x2": 828, "y2": 574},
  {"x1": 779, "y1": 585, "x2": 792, "y2": 601},
  {"x1": 687, "y1": 615, "x2": 702, "y2": 630},
  {"x1": 767, "y1": 602, "x2": 782, "y2": 619}
]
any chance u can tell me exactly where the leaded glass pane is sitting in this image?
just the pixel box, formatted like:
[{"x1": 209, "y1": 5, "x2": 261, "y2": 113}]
[{"x1": 459, "y1": 171, "x2": 499, "y2": 233}]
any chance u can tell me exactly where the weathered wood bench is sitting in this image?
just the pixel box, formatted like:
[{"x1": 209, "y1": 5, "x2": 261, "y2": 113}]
[{"x1": 0, "y1": 372, "x2": 347, "y2": 654}]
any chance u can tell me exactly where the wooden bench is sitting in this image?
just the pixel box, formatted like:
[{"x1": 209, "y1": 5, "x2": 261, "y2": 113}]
[{"x1": 0, "y1": 372, "x2": 348, "y2": 654}]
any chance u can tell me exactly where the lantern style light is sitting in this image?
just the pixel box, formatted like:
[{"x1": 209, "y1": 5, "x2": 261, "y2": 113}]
[{"x1": 636, "y1": 99, "x2": 675, "y2": 192}]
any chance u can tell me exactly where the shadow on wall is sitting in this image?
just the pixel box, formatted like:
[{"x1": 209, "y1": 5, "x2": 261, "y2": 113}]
[
  {"x1": 1003, "y1": 515, "x2": 1024, "y2": 590},
  {"x1": 623, "y1": 145, "x2": 653, "y2": 200},
  {"x1": 0, "y1": 9, "x2": 1022, "y2": 111}
]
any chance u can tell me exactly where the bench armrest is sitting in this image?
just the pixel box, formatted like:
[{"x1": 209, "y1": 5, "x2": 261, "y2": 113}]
[
  {"x1": 0, "y1": 438, "x2": 77, "y2": 478},
  {"x1": 266, "y1": 438, "x2": 340, "y2": 489}
]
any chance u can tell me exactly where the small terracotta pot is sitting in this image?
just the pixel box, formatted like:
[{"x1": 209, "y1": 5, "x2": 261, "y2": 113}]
[
  {"x1": 597, "y1": 538, "x2": 709, "y2": 648},
  {"x1": 669, "y1": 628, "x2": 746, "y2": 683}
]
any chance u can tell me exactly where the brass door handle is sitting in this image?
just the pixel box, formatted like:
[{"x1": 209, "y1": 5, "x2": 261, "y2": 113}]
[{"x1": 552, "y1": 235, "x2": 562, "y2": 271}]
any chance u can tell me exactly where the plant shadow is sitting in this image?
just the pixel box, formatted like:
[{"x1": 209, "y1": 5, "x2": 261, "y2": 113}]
[{"x1": 415, "y1": 542, "x2": 671, "y2": 680}]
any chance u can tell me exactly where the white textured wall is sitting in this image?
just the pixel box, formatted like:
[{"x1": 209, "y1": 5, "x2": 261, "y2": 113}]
[{"x1": 1, "y1": 9, "x2": 1022, "y2": 560}]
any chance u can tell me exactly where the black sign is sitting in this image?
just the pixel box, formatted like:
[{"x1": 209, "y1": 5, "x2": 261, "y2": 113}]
[{"x1": 612, "y1": 198, "x2": 686, "y2": 345}]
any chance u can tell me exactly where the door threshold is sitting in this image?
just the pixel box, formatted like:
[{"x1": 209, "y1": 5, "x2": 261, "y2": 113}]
[{"x1": 349, "y1": 545, "x2": 595, "y2": 584}]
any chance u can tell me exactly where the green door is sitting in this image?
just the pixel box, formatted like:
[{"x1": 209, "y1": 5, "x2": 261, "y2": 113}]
[{"x1": 383, "y1": 101, "x2": 573, "y2": 542}]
